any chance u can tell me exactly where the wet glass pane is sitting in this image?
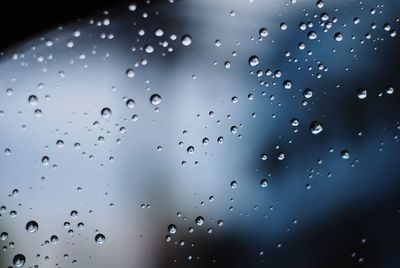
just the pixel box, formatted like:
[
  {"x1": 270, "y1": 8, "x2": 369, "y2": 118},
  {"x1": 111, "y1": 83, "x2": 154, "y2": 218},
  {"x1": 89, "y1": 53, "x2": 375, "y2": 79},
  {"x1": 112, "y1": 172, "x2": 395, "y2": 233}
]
[{"x1": 0, "y1": 0, "x2": 400, "y2": 267}]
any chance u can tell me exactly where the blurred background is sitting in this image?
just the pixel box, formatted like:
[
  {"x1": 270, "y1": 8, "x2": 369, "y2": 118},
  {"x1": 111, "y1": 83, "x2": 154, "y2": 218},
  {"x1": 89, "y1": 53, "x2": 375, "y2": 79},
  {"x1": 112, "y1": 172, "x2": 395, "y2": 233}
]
[{"x1": 0, "y1": 0, "x2": 400, "y2": 267}]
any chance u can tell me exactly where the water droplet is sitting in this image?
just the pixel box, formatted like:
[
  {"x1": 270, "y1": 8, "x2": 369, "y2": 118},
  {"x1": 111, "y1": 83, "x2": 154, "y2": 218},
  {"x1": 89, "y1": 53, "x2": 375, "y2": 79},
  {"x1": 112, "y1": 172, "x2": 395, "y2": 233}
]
[
  {"x1": 195, "y1": 216, "x2": 204, "y2": 226},
  {"x1": 70, "y1": 210, "x2": 78, "y2": 218},
  {"x1": 202, "y1": 138, "x2": 209, "y2": 145},
  {"x1": 181, "y1": 35, "x2": 192, "y2": 46},
  {"x1": 168, "y1": 224, "x2": 177, "y2": 234},
  {"x1": 50, "y1": 235, "x2": 59, "y2": 244},
  {"x1": 310, "y1": 121, "x2": 323, "y2": 135},
  {"x1": 259, "y1": 28, "x2": 269, "y2": 38},
  {"x1": 0, "y1": 232, "x2": 8, "y2": 241},
  {"x1": 126, "y1": 99, "x2": 135, "y2": 108},
  {"x1": 28, "y1": 95, "x2": 39, "y2": 106},
  {"x1": 101, "y1": 108, "x2": 112, "y2": 118},
  {"x1": 144, "y1": 44, "x2": 154, "y2": 54},
  {"x1": 34, "y1": 109, "x2": 43, "y2": 117},
  {"x1": 128, "y1": 3, "x2": 137, "y2": 11},
  {"x1": 386, "y1": 86, "x2": 394, "y2": 95},
  {"x1": 260, "y1": 179, "x2": 268, "y2": 188},
  {"x1": 126, "y1": 68, "x2": 135, "y2": 78},
  {"x1": 230, "y1": 180, "x2": 237, "y2": 189},
  {"x1": 95, "y1": 233, "x2": 106, "y2": 244},
  {"x1": 155, "y1": 29, "x2": 164, "y2": 36},
  {"x1": 341, "y1": 149, "x2": 350, "y2": 159},
  {"x1": 187, "y1": 146, "x2": 195, "y2": 154},
  {"x1": 56, "y1": 140, "x2": 64, "y2": 148},
  {"x1": 356, "y1": 88, "x2": 367, "y2": 99},
  {"x1": 291, "y1": 118, "x2": 299, "y2": 127},
  {"x1": 248, "y1": 55, "x2": 259, "y2": 67},
  {"x1": 41, "y1": 156, "x2": 50, "y2": 166},
  {"x1": 308, "y1": 31, "x2": 317, "y2": 40},
  {"x1": 13, "y1": 254, "x2": 26, "y2": 267},
  {"x1": 334, "y1": 32, "x2": 343, "y2": 42},
  {"x1": 283, "y1": 80, "x2": 292, "y2": 89},
  {"x1": 150, "y1": 94, "x2": 162, "y2": 106},
  {"x1": 303, "y1": 88, "x2": 313, "y2": 98},
  {"x1": 26, "y1": 221, "x2": 39, "y2": 233}
]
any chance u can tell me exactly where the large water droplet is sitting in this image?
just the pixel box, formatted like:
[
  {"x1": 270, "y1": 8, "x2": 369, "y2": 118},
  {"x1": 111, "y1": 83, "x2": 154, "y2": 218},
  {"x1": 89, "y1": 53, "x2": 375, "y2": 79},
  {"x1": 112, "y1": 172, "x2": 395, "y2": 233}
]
[
  {"x1": 150, "y1": 94, "x2": 162, "y2": 106},
  {"x1": 334, "y1": 32, "x2": 343, "y2": 42},
  {"x1": 308, "y1": 31, "x2": 317, "y2": 40},
  {"x1": 248, "y1": 55, "x2": 259, "y2": 67},
  {"x1": 259, "y1": 28, "x2": 269, "y2": 38},
  {"x1": 283, "y1": 80, "x2": 292, "y2": 89},
  {"x1": 356, "y1": 88, "x2": 367, "y2": 99},
  {"x1": 126, "y1": 68, "x2": 135, "y2": 78},
  {"x1": 26, "y1": 220, "x2": 39, "y2": 233},
  {"x1": 310, "y1": 121, "x2": 323, "y2": 135},
  {"x1": 41, "y1": 156, "x2": 50, "y2": 166},
  {"x1": 28, "y1": 95, "x2": 39, "y2": 106},
  {"x1": 195, "y1": 216, "x2": 204, "y2": 226},
  {"x1": 126, "y1": 99, "x2": 135, "y2": 108},
  {"x1": 144, "y1": 44, "x2": 154, "y2": 54},
  {"x1": 340, "y1": 149, "x2": 350, "y2": 159},
  {"x1": 187, "y1": 146, "x2": 195, "y2": 154},
  {"x1": 101, "y1": 108, "x2": 112, "y2": 118},
  {"x1": 168, "y1": 224, "x2": 177, "y2": 234},
  {"x1": 13, "y1": 254, "x2": 26, "y2": 267},
  {"x1": 181, "y1": 35, "x2": 192, "y2": 46},
  {"x1": 260, "y1": 179, "x2": 268, "y2": 188},
  {"x1": 95, "y1": 233, "x2": 106, "y2": 244},
  {"x1": 50, "y1": 235, "x2": 59, "y2": 244},
  {"x1": 0, "y1": 232, "x2": 8, "y2": 241}
]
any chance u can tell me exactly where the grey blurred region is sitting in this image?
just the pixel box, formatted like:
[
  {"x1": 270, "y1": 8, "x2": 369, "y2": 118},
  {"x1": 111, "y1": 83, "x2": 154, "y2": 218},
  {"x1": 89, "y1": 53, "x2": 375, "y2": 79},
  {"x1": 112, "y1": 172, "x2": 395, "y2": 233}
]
[{"x1": 0, "y1": 0, "x2": 400, "y2": 267}]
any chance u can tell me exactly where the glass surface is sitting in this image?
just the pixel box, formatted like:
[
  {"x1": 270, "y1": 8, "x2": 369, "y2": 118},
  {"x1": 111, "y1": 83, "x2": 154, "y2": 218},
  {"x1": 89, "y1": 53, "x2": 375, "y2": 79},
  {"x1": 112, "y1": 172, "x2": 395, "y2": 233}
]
[{"x1": 0, "y1": 0, "x2": 400, "y2": 267}]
